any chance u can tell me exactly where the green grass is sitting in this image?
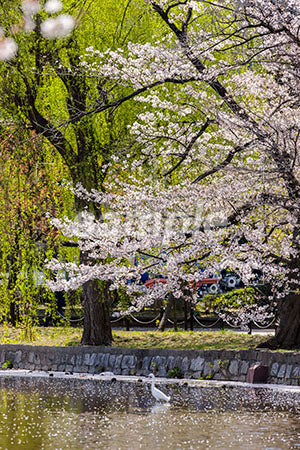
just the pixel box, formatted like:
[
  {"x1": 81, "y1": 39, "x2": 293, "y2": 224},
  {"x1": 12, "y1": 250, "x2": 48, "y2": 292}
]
[{"x1": 0, "y1": 326, "x2": 272, "y2": 350}]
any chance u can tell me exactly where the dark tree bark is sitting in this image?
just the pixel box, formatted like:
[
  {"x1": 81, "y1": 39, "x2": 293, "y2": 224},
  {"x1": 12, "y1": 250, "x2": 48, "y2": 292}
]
[
  {"x1": 77, "y1": 168, "x2": 113, "y2": 345},
  {"x1": 158, "y1": 293, "x2": 174, "y2": 331},
  {"x1": 172, "y1": 296, "x2": 178, "y2": 331},
  {"x1": 81, "y1": 279, "x2": 112, "y2": 346},
  {"x1": 257, "y1": 294, "x2": 300, "y2": 349},
  {"x1": 184, "y1": 300, "x2": 188, "y2": 331}
]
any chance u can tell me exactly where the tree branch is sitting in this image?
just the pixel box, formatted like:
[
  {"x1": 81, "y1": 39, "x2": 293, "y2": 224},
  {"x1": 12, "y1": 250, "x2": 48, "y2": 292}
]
[
  {"x1": 56, "y1": 77, "x2": 197, "y2": 130},
  {"x1": 164, "y1": 118, "x2": 211, "y2": 176},
  {"x1": 192, "y1": 140, "x2": 254, "y2": 183}
]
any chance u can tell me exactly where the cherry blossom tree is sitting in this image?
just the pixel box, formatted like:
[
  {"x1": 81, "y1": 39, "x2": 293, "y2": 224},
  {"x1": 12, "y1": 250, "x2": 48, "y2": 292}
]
[{"x1": 47, "y1": 0, "x2": 300, "y2": 349}]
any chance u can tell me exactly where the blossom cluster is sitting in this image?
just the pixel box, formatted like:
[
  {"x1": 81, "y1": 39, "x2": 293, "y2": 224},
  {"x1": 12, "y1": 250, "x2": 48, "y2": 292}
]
[
  {"x1": 0, "y1": 0, "x2": 75, "y2": 61},
  {"x1": 47, "y1": 170, "x2": 295, "y2": 313}
]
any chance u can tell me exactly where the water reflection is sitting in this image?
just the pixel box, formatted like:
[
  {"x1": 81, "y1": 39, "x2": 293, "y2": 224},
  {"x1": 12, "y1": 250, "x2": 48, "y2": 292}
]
[
  {"x1": 0, "y1": 386, "x2": 299, "y2": 449},
  {"x1": 150, "y1": 403, "x2": 171, "y2": 414}
]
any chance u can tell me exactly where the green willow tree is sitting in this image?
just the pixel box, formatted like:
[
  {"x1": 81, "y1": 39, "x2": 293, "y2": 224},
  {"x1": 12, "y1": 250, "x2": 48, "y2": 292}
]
[
  {"x1": 0, "y1": 0, "x2": 162, "y2": 344},
  {"x1": 0, "y1": 125, "x2": 70, "y2": 334}
]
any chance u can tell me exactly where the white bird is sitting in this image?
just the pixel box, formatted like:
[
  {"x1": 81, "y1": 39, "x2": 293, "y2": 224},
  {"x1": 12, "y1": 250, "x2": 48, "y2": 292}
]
[{"x1": 149, "y1": 374, "x2": 171, "y2": 403}]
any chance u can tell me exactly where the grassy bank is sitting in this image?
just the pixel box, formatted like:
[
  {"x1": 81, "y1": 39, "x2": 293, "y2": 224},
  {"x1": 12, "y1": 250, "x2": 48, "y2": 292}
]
[{"x1": 0, "y1": 326, "x2": 271, "y2": 350}]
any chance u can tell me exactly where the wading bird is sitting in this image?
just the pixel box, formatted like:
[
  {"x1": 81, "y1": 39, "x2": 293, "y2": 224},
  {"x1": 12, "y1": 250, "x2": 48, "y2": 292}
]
[{"x1": 149, "y1": 374, "x2": 170, "y2": 403}]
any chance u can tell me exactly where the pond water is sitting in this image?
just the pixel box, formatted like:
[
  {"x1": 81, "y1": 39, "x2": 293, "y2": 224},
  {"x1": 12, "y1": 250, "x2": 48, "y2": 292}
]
[{"x1": 0, "y1": 378, "x2": 299, "y2": 449}]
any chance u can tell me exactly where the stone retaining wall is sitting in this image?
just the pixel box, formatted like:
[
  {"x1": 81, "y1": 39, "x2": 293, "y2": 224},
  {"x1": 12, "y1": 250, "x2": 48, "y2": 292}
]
[{"x1": 0, "y1": 345, "x2": 299, "y2": 386}]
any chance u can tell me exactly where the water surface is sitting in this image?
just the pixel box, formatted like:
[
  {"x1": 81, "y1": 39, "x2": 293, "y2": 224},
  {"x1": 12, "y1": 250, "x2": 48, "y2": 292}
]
[{"x1": 0, "y1": 380, "x2": 299, "y2": 449}]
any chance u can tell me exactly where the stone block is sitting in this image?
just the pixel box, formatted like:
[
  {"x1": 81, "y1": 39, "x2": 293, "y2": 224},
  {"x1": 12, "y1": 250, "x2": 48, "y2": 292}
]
[
  {"x1": 292, "y1": 366, "x2": 300, "y2": 379},
  {"x1": 166, "y1": 356, "x2": 175, "y2": 371},
  {"x1": 229, "y1": 360, "x2": 239, "y2": 376},
  {"x1": 54, "y1": 353, "x2": 62, "y2": 364},
  {"x1": 213, "y1": 359, "x2": 228, "y2": 373},
  {"x1": 66, "y1": 354, "x2": 75, "y2": 365},
  {"x1": 15, "y1": 350, "x2": 22, "y2": 364},
  {"x1": 47, "y1": 353, "x2": 55, "y2": 362},
  {"x1": 39, "y1": 353, "x2": 47, "y2": 366},
  {"x1": 158, "y1": 366, "x2": 167, "y2": 377},
  {"x1": 257, "y1": 350, "x2": 271, "y2": 366},
  {"x1": 285, "y1": 365, "x2": 292, "y2": 379},
  {"x1": 277, "y1": 364, "x2": 286, "y2": 379},
  {"x1": 61, "y1": 353, "x2": 67, "y2": 363},
  {"x1": 174, "y1": 357, "x2": 183, "y2": 370},
  {"x1": 114, "y1": 355, "x2": 123, "y2": 371},
  {"x1": 28, "y1": 352, "x2": 35, "y2": 363},
  {"x1": 150, "y1": 356, "x2": 159, "y2": 373},
  {"x1": 94, "y1": 353, "x2": 103, "y2": 368},
  {"x1": 108, "y1": 355, "x2": 116, "y2": 370},
  {"x1": 0, "y1": 351, "x2": 6, "y2": 364},
  {"x1": 122, "y1": 355, "x2": 136, "y2": 370},
  {"x1": 156, "y1": 356, "x2": 166, "y2": 374},
  {"x1": 151, "y1": 355, "x2": 161, "y2": 367},
  {"x1": 182, "y1": 356, "x2": 190, "y2": 373},
  {"x1": 191, "y1": 371, "x2": 202, "y2": 379},
  {"x1": 213, "y1": 373, "x2": 221, "y2": 380},
  {"x1": 240, "y1": 360, "x2": 249, "y2": 375},
  {"x1": 83, "y1": 353, "x2": 90, "y2": 366},
  {"x1": 34, "y1": 353, "x2": 41, "y2": 365},
  {"x1": 142, "y1": 356, "x2": 151, "y2": 371},
  {"x1": 102, "y1": 354, "x2": 110, "y2": 369},
  {"x1": 76, "y1": 355, "x2": 82, "y2": 366},
  {"x1": 203, "y1": 361, "x2": 212, "y2": 378},
  {"x1": 270, "y1": 362, "x2": 279, "y2": 377},
  {"x1": 190, "y1": 357, "x2": 204, "y2": 372},
  {"x1": 89, "y1": 353, "x2": 97, "y2": 366}
]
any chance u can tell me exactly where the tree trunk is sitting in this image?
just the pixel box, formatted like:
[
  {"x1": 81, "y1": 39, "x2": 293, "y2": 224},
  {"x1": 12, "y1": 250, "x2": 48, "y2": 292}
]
[
  {"x1": 71, "y1": 154, "x2": 113, "y2": 346},
  {"x1": 9, "y1": 301, "x2": 17, "y2": 327},
  {"x1": 158, "y1": 294, "x2": 174, "y2": 331},
  {"x1": 173, "y1": 296, "x2": 178, "y2": 331},
  {"x1": 81, "y1": 279, "x2": 112, "y2": 346},
  {"x1": 257, "y1": 294, "x2": 300, "y2": 349},
  {"x1": 184, "y1": 301, "x2": 188, "y2": 331}
]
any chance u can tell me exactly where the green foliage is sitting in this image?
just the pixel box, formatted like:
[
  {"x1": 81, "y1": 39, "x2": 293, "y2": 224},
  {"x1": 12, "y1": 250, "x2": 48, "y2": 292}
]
[
  {"x1": 197, "y1": 288, "x2": 257, "y2": 313},
  {"x1": 168, "y1": 367, "x2": 183, "y2": 379},
  {"x1": 0, "y1": 0, "x2": 163, "y2": 334},
  {"x1": 0, "y1": 125, "x2": 74, "y2": 331},
  {"x1": 116, "y1": 288, "x2": 132, "y2": 310},
  {"x1": 1, "y1": 360, "x2": 13, "y2": 369}
]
